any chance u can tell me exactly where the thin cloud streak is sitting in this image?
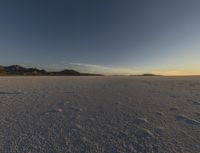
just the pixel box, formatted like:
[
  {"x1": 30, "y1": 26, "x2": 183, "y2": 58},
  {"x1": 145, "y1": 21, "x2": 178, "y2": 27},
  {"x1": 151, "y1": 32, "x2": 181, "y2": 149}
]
[
  {"x1": 70, "y1": 63, "x2": 142, "y2": 75},
  {"x1": 70, "y1": 63, "x2": 200, "y2": 76}
]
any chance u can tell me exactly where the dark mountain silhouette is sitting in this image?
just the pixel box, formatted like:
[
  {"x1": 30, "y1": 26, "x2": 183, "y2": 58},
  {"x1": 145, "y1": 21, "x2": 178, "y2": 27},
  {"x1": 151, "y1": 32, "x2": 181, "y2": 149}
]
[
  {"x1": 129, "y1": 73, "x2": 160, "y2": 76},
  {"x1": 0, "y1": 65, "x2": 103, "y2": 76},
  {"x1": 2, "y1": 65, "x2": 47, "y2": 75},
  {"x1": 140, "y1": 74, "x2": 159, "y2": 76}
]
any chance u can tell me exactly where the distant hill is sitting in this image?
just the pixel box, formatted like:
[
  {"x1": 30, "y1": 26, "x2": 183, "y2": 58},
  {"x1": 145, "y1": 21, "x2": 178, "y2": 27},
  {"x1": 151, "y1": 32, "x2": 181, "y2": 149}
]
[
  {"x1": 140, "y1": 74, "x2": 159, "y2": 76},
  {"x1": 129, "y1": 74, "x2": 160, "y2": 76},
  {"x1": 0, "y1": 65, "x2": 103, "y2": 76}
]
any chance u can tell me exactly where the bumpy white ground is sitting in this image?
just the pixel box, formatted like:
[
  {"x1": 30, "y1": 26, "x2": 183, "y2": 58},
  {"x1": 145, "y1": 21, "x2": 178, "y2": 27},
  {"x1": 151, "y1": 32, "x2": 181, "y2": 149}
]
[{"x1": 0, "y1": 76, "x2": 200, "y2": 153}]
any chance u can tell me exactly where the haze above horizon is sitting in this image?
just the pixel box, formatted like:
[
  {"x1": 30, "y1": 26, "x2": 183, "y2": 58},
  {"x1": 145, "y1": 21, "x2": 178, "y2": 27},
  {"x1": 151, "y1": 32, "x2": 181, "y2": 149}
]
[{"x1": 0, "y1": 0, "x2": 200, "y2": 75}]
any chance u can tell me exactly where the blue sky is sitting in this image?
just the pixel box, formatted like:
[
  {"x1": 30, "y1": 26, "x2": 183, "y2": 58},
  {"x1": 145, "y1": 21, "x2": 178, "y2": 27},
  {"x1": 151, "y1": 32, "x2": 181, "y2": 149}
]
[{"x1": 0, "y1": 0, "x2": 200, "y2": 75}]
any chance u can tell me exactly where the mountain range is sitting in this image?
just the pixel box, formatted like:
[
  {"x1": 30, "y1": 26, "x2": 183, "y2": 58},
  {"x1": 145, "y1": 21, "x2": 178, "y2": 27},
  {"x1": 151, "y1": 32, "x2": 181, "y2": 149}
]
[{"x1": 0, "y1": 65, "x2": 103, "y2": 76}]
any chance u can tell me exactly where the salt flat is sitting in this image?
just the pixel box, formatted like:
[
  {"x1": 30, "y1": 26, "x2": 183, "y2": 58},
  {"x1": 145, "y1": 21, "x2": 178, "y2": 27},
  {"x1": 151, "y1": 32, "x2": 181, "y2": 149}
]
[{"x1": 0, "y1": 76, "x2": 200, "y2": 153}]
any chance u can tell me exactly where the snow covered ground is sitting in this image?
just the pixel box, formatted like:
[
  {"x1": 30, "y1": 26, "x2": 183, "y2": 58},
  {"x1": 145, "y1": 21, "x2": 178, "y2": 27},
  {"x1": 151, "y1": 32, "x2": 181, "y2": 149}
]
[{"x1": 0, "y1": 76, "x2": 200, "y2": 153}]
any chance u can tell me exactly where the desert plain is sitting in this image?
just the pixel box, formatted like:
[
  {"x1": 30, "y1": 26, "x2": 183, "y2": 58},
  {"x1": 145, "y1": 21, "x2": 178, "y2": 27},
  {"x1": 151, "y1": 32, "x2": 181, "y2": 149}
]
[{"x1": 0, "y1": 76, "x2": 200, "y2": 153}]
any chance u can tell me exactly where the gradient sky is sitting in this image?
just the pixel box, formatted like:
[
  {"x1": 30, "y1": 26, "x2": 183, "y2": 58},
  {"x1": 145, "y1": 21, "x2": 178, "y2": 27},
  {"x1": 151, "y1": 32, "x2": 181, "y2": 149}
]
[{"x1": 0, "y1": 0, "x2": 200, "y2": 75}]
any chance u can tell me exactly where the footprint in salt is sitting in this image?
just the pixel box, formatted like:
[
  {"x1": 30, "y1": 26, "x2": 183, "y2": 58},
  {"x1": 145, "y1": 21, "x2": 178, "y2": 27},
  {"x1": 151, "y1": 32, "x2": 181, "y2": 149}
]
[
  {"x1": 193, "y1": 101, "x2": 200, "y2": 105},
  {"x1": 154, "y1": 111, "x2": 164, "y2": 116},
  {"x1": 136, "y1": 128, "x2": 155, "y2": 139},
  {"x1": 170, "y1": 107, "x2": 179, "y2": 111},
  {"x1": 133, "y1": 117, "x2": 149, "y2": 124},
  {"x1": 196, "y1": 112, "x2": 200, "y2": 116},
  {"x1": 41, "y1": 108, "x2": 64, "y2": 115},
  {"x1": 187, "y1": 99, "x2": 200, "y2": 105},
  {"x1": 176, "y1": 114, "x2": 200, "y2": 125}
]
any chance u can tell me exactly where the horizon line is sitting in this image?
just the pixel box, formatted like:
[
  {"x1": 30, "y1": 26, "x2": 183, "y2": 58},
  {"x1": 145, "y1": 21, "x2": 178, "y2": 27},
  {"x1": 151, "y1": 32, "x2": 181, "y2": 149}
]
[{"x1": 1, "y1": 64, "x2": 200, "y2": 76}]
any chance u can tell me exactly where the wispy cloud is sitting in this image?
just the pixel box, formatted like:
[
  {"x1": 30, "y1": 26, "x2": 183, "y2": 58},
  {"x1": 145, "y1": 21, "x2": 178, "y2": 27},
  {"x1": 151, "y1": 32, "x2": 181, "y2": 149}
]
[
  {"x1": 41, "y1": 61, "x2": 198, "y2": 76},
  {"x1": 70, "y1": 63, "x2": 142, "y2": 75},
  {"x1": 70, "y1": 63, "x2": 200, "y2": 75},
  {"x1": 70, "y1": 63, "x2": 113, "y2": 70}
]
